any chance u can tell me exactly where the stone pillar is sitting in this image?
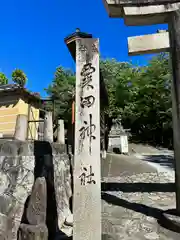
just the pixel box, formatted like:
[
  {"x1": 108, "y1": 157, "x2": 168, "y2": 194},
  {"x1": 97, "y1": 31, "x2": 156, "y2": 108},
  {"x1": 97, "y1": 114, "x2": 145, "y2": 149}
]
[
  {"x1": 73, "y1": 38, "x2": 101, "y2": 240},
  {"x1": 169, "y1": 9, "x2": 180, "y2": 212},
  {"x1": 18, "y1": 177, "x2": 48, "y2": 240},
  {"x1": 43, "y1": 112, "x2": 53, "y2": 142},
  {"x1": 101, "y1": 150, "x2": 107, "y2": 159},
  {"x1": 26, "y1": 177, "x2": 47, "y2": 225},
  {"x1": 14, "y1": 114, "x2": 28, "y2": 141},
  {"x1": 57, "y1": 119, "x2": 65, "y2": 144}
]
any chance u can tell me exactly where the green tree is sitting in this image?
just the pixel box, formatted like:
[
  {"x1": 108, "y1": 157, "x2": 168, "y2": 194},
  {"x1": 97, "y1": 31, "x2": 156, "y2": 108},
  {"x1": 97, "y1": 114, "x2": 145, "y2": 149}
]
[
  {"x1": 122, "y1": 53, "x2": 172, "y2": 146},
  {"x1": 0, "y1": 73, "x2": 8, "y2": 85},
  {"x1": 100, "y1": 54, "x2": 172, "y2": 147},
  {"x1": 12, "y1": 69, "x2": 27, "y2": 87},
  {"x1": 100, "y1": 59, "x2": 134, "y2": 118},
  {"x1": 45, "y1": 66, "x2": 75, "y2": 123},
  {"x1": 46, "y1": 54, "x2": 172, "y2": 148}
]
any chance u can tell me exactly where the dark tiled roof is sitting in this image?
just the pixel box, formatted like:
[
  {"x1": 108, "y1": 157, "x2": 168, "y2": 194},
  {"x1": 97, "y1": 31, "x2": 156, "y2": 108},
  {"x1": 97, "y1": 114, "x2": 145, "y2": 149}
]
[
  {"x1": 0, "y1": 84, "x2": 21, "y2": 91},
  {"x1": 0, "y1": 84, "x2": 41, "y2": 102}
]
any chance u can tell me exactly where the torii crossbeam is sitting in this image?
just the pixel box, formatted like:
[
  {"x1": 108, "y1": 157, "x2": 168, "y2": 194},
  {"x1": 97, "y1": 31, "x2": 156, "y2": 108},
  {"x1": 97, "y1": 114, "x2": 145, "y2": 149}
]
[
  {"x1": 103, "y1": 0, "x2": 180, "y2": 25},
  {"x1": 104, "y1": 0, "x2": 180, "y2": 7}
]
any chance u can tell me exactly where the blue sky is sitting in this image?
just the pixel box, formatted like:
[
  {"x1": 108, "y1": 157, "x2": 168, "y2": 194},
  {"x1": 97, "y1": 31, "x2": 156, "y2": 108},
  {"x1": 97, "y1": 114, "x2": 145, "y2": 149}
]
[{"x1": 0, "y1": 0, "x2": 167, "y2": 97}]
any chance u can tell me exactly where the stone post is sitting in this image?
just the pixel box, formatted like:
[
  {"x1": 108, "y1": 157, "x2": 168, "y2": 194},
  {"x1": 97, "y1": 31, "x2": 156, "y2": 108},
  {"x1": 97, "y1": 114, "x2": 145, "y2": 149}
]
[
  {"x1": 43, "y1": 112, "x2": 53, "y2": 142},
  {"x1": 57, "y1": 119, "x2": 65, "y2": 144},
  {"x1": 169, "y1": 8, "x2": 180, "y2": 212},
  {"x1": 18, "y1": 177, "x2": 48, "y2": 240},
  {"x1": 18, "y1": 224, "x2": 48, "y2": 240},
  {"x1": 73, "y1": 38, "x2": 101, "y2": 240},
  {"x1": 14, "y1": 114, "x2": 28, "y2": 141}
]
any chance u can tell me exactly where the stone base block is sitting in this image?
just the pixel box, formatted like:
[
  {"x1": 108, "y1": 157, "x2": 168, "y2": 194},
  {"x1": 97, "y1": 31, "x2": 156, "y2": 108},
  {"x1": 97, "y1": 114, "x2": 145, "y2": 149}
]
[{"x1": 18, "y1": 224, "x2": 48, "y2": 240}]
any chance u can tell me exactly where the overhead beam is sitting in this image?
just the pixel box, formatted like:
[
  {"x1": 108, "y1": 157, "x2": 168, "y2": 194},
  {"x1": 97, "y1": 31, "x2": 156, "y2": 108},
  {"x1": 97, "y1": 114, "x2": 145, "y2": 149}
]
[
  {"x1": 104, "y1": 0, "x2": 180, "y2": 7},
  {"x1": 124, "y1": 3, "x2": 180, "y2": 25},
  {"x1": 128, "y1": 31, "x2": 170, "y2": 56},
  {"x1": 103, "y1": 0, "x2": 180, "y2": 25}
]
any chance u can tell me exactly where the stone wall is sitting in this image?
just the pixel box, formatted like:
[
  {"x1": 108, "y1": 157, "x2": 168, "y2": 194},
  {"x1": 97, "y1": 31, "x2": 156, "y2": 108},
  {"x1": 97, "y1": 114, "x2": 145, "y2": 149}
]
[{"x1": 0, "y1": 140, "x2": 73, "y2": 240}]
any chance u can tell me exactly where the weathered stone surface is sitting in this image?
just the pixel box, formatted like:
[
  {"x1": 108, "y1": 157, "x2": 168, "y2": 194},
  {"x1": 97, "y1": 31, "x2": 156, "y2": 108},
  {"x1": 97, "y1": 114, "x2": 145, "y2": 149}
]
[
  {"x1": 0, "y1": 140, "x2": 66, "y2": 157},
  {"x1": 18, "y1": 223, "x2": 48, "y2": 240},
  {"x1": 0, "y1": 154, "x2": 34, "y2": 240},
  {"x1": 14, "y1": 114, "x2": 28, "y2": 141},
  {"x1": 0, "y1": 141, "x2": 35, "y2": 239},
  {"x1": 128, "y1": 31, "x2": 170, "y2": 56},
  {"x1": 51, "y1": 143, "x2": 67, "y2": 155},
  {"x1": 73, "y1": 38, "x2": 101, "y2": 240},
  {"x1": 57, "y1": 119, "x2": 65, "y2": 145},
  {"x1": 26, "y1": 177, "x2": 47, "y2": 225},
  {"x1": 43, "y1": 112, "x2": 53, "y2": 143},
  {"x1": 0, "y1": 140, "x2": 34, "y2": 156},
  {"x1": 123, "y1": 3, "x2": 180, "y2": 26},
  {"x1": 103, "y1": 0, "x2": 180, "y2": 25},
  {"x1": 104, "y1": 0, "x2": 180, "y2": 6},
  {"x1": 33, "y1": 141, "x2": 67, "y2": 157},
  {"x1": 53, "y1": 153, "x2": 73, "y2": 237},
  {"x1": 0, "y1": 212, "x2": 22, "y2": 240},
  {"x1": 0, "y1": 140, "x2": 71, "y2": 239},
  {"x1": 32, "y1": 141, "x2": 72, "y2": 239}
]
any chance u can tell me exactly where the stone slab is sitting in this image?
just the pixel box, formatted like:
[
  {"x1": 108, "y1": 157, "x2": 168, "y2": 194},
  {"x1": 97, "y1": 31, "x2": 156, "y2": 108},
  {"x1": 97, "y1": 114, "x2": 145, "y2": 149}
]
[
  {"x1": 0, "y1": 212, "x2": 22, "y2": 240},
  {"x1": 124, "y1": 4, "x2": 180, "y2": 25},
  {"x1": 0, "y1": 155, "x2": 34, "y2": 239},
  {"x1": 104, "y1": 0, "x2": 180, "y2": 6},
  {"x1": 26, "y1": 177, "x2": 47, "y2": 225},
  {"x1": 18, "y1": 224, "x2": 48, "y2": 240},
  {"x1": 53, "y1": 153, "x2": 73, "y2": 237},
  {"x1": 128, "y1": 31, "x2": 170, "y2": 56},
  {"x1": 103, "y1": 0, "x2": 180, "y2": 25},
  {"x1": 0, "y1": 140, "x2": 66, "y2": 157}
]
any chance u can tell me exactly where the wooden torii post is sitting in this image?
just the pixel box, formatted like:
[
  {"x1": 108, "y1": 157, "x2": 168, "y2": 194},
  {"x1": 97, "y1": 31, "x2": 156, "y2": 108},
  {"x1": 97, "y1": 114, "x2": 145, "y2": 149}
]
[{"x1": 103, "y1": 0, "x2": 180, "y2": 230}]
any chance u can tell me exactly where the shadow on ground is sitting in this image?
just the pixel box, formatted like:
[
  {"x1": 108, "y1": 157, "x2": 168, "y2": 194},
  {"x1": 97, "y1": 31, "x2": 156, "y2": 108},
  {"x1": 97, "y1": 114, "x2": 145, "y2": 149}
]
[
  {"x1": 102, "y1": 192, "x2": 179, "y2": 234},
  {"x1": 102, "y1": 192, "x2": 162, "y2": 219},
  {"x1": 142, "y1": 154, "x2": 174, "y2": 169},
  {"x1": 101, "y1": 182, "x2": 175, "y2": 192}
]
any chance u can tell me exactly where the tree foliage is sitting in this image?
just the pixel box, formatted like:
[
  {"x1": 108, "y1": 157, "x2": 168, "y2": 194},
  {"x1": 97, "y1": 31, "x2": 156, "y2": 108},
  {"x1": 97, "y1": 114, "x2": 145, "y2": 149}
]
[
  {"x1": 0, "y1": 73, "x2": 8, "y2": 85},
  {"x1": 12, "y1": 69, "x2": 27, "y2": 87},
  {"x1": 100, "y1": 54, "x2": 172, "y2": 147},
  {"x1": 45, "y1": 66, "x2": 75, "y2": 123},
  {"x1": 46, "y1": 53, "x2": 173, "y2": 148}
]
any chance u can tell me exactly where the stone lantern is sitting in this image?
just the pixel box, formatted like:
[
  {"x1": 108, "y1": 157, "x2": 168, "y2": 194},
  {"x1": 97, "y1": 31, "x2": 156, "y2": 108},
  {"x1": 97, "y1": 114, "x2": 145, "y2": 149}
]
[{"x1": 108, "y1": 118, "x2": 129, "y2": 154}]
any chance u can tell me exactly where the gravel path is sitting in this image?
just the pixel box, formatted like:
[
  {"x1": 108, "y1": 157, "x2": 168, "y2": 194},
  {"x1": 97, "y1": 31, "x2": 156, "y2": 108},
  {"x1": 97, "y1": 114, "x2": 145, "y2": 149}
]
[{"x1": 101, "y1": 148, "x2": 180, "y2": 240}]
